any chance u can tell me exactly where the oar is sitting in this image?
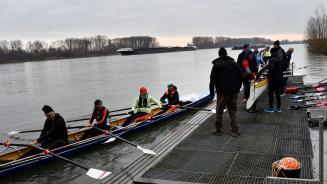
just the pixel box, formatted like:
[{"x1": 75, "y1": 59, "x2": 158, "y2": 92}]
[
  {"x1": 8, "y1": 112, "x2": 131, "y2": 135},
  {"x1": 8, "y1": 125, "x2": 88, "y2": 135},
  {"x1": 284, "y1": 101, "x2": 327, "y2": 110},
  {"x1": 92, "y1": 127, "x2": 156, "y2": 155},
  {"x1": 291, "y1": 95, "x2": 327, "y2": 103},
  {"x1": 0, "y1": 141, "x2": 111, "y2": 179},
  {"x1": 174, "y1": 105, "x2": 217, "y2": 113},
  {"x1": 290, "y1": 92, "x2": 327, "y2": 99},
  {"x1": 67, "y1": 112, "x2": 129, "y2": 123}
]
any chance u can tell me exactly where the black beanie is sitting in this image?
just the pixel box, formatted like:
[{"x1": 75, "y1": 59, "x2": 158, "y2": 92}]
[
  {"x1": 94, "y1": 99, "x2": 102, "y2": 106},
  {"x1": 243, "y1": 44, "x2": 250, "y2": 49},
  {"x1": 274, "y1": 40, "x2": 280, "y2": 46},
  {"x1": 218, "y1": 47, "x2": 227, "y2": 56},
  {"x1": 42, "y1": 105, "x2": 54, "y2": 114}
]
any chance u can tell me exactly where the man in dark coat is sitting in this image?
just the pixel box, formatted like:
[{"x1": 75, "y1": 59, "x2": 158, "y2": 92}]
[
  {"x1": 210, "y1": 47, "x2": 243, "y2": 137},
  {"x1": 264, "y1": 48, "x2": 283, "y2": 113},
  {"x1": 273, "y1": 40, "x2": 287, "y2": 95},
  {"x1": 34, "y1": 105, "x2": 68, "y2": 149}
]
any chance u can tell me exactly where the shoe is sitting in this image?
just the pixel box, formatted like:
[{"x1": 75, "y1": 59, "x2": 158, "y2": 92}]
[
  {"x1": 274, "y1": 108, "x2": 282, "y2": 113},
  {"x1": 242, "y1": 99, "x2": 247, "y2": 103},
  {"x1": 280, "y1": 93, "x2": 286, "y2": 97},
  {"x1": 264, "y1": 108, "x2": 274, "y2": 113},
  {"x1": 211, "y1": 130, "x2": 222, "y2": 136},
  {"x1": 231, "y1": 132, "x2": 240, "y2": 137}
]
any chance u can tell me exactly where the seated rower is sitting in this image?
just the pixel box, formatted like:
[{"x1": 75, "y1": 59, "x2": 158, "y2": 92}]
[
  {"x1": 82, "y1": 99, "x2": 110, "y2": 139},
  {"x1": 33, "y1": 105, "x2": 68, "y2": 149},
  {"x1": 122, "y1": 86, "x2": 162, "y2": 127},
  {"x1": 160, "y1": 83, "x2": 180, "y2": 113}
]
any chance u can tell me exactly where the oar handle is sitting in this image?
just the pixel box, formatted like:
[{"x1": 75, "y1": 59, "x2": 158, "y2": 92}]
[{"x1": 176, "y1": 105, "x2": 211, "y2": 111}]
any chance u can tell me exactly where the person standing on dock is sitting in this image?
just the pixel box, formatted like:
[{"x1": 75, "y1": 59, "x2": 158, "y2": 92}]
[
  {"x1": 259, "y1": 46, "x2": 271, "y2": 65},
  {"x1": 122, "y1": 86, "x2": 162, "y2": 127},
  {"x1": 264, "y1": 48, "x2": 283, "y2": 113},
  {"x1": 237, "y1": 44, "x2": 251, "y2": 103},
  {"x1": 273, "y1": 40, "x2": 287, "y2": 96},
  {"x1": 210, "y1": 47, "x2": 243, "y2": 137},
  {"x1": 33, "y1": 105, "x2": 68, "y2": 149}
]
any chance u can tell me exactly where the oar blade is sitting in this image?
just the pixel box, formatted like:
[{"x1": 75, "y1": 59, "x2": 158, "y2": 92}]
[
  {"x1": 86, "y1": 168, "x2": 111, "y2": 179},
  {"x1": 211, "y1": 109, "x2": 216, "y2": 113},
  {"x1": 136, "y1": 146, "x2": 156, "y2": 155},
  {"x1": 8, "y1": 131, "x2": 20, "y2": 135},
  {"x1": 103, "y1": 138, "x2": 117, "y2": 144}
]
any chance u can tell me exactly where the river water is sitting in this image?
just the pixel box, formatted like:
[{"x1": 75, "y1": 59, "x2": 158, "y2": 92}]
[{"x1": 0, "y1": 44, "x2": 326, "y2": 183}]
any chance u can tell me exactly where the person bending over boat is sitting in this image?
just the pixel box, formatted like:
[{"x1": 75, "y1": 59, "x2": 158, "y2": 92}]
[
  {"x1": 210, "y1": 47, "x2": 243, "y2": 137},
  {"x1": 160, "y1": 83, "x2": 180, "y2": 113},
  {"x1": 242, "y1": 50, "x2": 259, "y2": 113},
  {"x1": 33, "y1": 105, "x2": 68, "y2": 149},
  {"x1": 82, "y1": 99, "x2": 110, "y2": 139},
  {"x1": 122, "y1": 86, "x2": 162, "y2": 127},
  {"x1": 264, "y1": 48, "x2": 283, "y2": 113}
]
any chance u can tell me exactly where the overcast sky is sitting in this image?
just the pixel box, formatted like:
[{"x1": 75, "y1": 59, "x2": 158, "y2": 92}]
[{"x1": 0, "y1": 0, "x2": 325, "y2": 46}]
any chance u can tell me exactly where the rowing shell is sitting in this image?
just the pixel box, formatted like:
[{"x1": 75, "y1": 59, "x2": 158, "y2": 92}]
[{"x1": 246, "y1": 79, "x2": 269, "y2": 109}]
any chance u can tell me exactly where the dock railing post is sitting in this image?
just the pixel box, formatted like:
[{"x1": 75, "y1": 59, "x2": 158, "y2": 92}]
[{"x1": 319, "y1": 115, "x2": 325, "y2": 184}]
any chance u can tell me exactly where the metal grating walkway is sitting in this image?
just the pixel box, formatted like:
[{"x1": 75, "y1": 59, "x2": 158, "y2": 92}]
[
  {"x1": 99, "y1": 102, "x2": 216, "y2": 184},
  {"x1": 134, "y1": 76, "x2": 316, "y2": 184}
]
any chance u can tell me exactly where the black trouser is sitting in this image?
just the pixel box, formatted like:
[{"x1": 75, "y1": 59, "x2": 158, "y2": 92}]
[
  {"x1": 280, "y1": 77, "x2": 288, "y2": 94},
  {"x1": 122, "y1": 112, "x2": 148, "y2": 127},
  {"x1": 243, "y1": 80, "x2": 250, "y2": 99},
  {"x1": 268, "y1": 82, "x2": 281, "y2": 109},
  {"x1": 80, "y1": 124, "x2": 110, "y2": 140}
]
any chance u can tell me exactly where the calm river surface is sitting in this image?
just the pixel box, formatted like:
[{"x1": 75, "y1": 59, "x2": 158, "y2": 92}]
[{"x1": 0, "y1": 44, "x2": 326, "y2": 183}]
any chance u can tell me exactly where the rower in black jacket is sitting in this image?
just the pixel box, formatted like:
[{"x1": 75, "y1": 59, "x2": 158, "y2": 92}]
[
  {"x1": 34, "y1": 105, "x2": 68, "y2": 149},
  {"x1": 160, "y1": 84, "x2": 180, "y2": 113}
]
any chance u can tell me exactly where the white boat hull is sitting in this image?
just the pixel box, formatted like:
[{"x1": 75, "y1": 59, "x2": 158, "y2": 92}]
[{"x1": 246, "y1": 79, "x2": 269, "y2": 109}]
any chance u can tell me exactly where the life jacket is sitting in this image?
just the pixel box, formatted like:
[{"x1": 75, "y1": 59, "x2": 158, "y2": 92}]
[
  {"x1": 94, "y1": 107, "x2": 110, "y2": 126},
  {"x1": 165, "y1": 90, "x2": 175, "y2": 96},
  {"x1": 138, "y1": 95, "x2": 148, "y2": 108}
]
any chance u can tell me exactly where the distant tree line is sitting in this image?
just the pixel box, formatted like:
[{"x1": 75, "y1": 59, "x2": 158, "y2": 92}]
[
  {"x1": 192, "y1": 36, "x2": 303, "y2": 49},
  {"x1": 306, "y1": 5, "x2": 327, "y2": 55},
  {"x1": 0, "y1": 36, "x2": 159, "y2": 63}
]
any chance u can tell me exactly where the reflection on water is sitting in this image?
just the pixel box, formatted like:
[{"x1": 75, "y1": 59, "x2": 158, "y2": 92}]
[{"x1": 0, "y1": 44, "x2": 326, "y2": 183}]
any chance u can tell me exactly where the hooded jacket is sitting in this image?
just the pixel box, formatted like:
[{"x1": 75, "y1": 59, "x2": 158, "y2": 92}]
[
  {"x1": 210, "y1": 56, "x2": 243, "y2": 95},
  {"x1": 160, "y1": 86, "x2": 180, "y2": 105}
]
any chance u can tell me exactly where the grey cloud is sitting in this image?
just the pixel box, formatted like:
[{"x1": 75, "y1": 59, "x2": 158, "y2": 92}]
[{"x1": 0, "y1": 0, "x2": 325, "y2": 40}]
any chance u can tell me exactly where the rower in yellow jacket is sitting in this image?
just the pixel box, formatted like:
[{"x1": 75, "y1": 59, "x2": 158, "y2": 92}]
[{"x1": 122, "y1": 86, "x2": 162, "y2": 126}]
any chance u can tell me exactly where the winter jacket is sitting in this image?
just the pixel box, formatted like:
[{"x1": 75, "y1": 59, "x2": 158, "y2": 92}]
[
  {"x1": 132, "y1": 95, "x2": 162, "y2": 114},
  {"x1": 210, "y1": 56, "x2": 243, "y2": 95},
  {"x1": 160, "y1": 86, "x2": 180, "y2": 105},
  {"x1": 267, "y1": 52, "x2": 283, "y2": 85},
  {"x1": 90, "y1": 106, "x2": 110, "y2": 129},
  {"x1": 37, "y1": 113, "x2": 68, "y2": 145}
]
